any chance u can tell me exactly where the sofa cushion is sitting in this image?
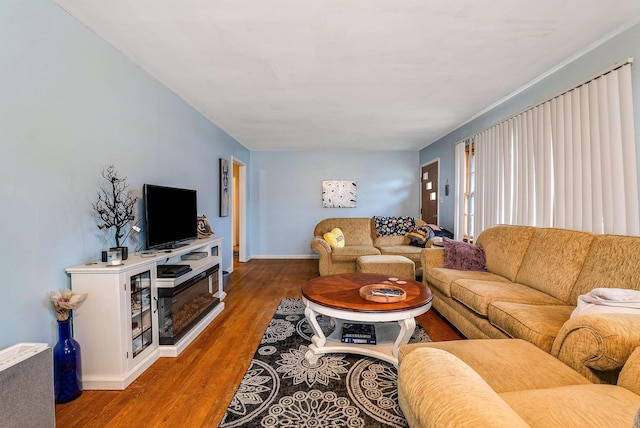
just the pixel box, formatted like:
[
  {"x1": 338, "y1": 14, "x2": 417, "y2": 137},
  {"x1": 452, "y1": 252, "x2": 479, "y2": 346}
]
[
  {"x1": 373, "y1": 235, "x2": 411, "y2": 247},
  {"x1": 424, "y1": 268, "x2": 509, "y2": 297},
  {"x1": 443, "y1": 238, "x2": 488, "y2": 271},
  {"x1": 323, "y1": 228, "x2": 345, "y2": 248},
  {"x1": 515, "y1": 228, "x2": 594, "y2": 303},
  {"x1": 487, "y1": 302, "x2": 574, "y2": 352},
  {"x1": 451, "y1": 279, "x2": 564, "y2": 317},
  {"x1": 330, "y1": 245, "x2": 380, "y2": 262},
  {"x1": 570, "y1": 234, "x2": 640, "y2": 305},
  {"x1": 501, "y1": 385, "x2": 640, "y2": 428},
  {"x1": 475, "y1": 225, "x2": 535, "y2": 282},
  {"x1": 377, "y1": 244, "x2": 422, "y2": 262},
  {"x1": 399, "y1": 339, "x2": 591, "y2": 393}
]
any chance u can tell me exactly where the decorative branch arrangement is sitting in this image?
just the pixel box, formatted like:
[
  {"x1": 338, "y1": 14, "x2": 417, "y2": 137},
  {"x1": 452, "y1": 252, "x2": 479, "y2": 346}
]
[{"x1": 92, "y1": 164, "x2": 137, "y2": 247}]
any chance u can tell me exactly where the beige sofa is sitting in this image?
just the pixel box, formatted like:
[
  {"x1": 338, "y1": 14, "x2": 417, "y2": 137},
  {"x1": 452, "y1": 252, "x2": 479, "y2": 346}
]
[
  {"x1": 421, "y1": 224, "x2": 640, "y2": 384},
  {"x1": 398, "y1": 339, "x2": 640, "y2": 427},
  {"x1": 310, "y1": 217, "x2": 427, "y2": 276}
]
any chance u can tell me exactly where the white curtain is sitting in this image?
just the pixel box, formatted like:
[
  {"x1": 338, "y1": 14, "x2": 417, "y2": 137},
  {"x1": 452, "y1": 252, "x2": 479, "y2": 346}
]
[
  {"x1": 551, "y1": 63, "x2": 638, "y2": 234},
  {"x1": 511, "y1": 103, "x2": 554, "y2": 227},
  {"x1": 474, "y1": 123, "x2": 511, "y2": 236},
  {"x1": 454, "y1": 141, "x2": 466, "y2": 240},
  {"x1": 469, "y1": 62, "x2": 638, "y2": 236},
  {"x1": 475, "y1": 128, "x2": 494, "y2": 233}
]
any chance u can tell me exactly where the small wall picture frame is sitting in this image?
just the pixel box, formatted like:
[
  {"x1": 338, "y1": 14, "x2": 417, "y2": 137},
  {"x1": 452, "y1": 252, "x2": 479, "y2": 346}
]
[
  {"x1": 220, "y1": 158, "x2": 230, "y2": 217},
  {"x1": 197, "y1": 215, "x2": 213, "y2": 238}
]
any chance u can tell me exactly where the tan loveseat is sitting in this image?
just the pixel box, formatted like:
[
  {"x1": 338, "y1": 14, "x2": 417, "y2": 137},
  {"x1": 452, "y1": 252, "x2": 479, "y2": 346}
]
[
  {"x1": 398, "y1": 339, "x2": 640, "y2": 427},
  {"x1": 310, "y1": 217, "x2": 427, "y2": 276},
  {"x1": 421, "y1": 224, "x2": 640, "y2": 384}
]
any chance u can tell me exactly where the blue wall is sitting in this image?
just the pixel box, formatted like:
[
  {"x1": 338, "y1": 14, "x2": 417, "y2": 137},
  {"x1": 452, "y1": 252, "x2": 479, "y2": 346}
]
[
  {"x1": 0, "y1": 1, "x2": 249, "y2": 348},
  {"x1": 420, "y1": 21, "x2": 640, "y2": 234},
  {"x1": 250, "y1": 151, "x2": 420, "y2": 257},
  {"x1": 5, "y1": 1, "x2": 639, "y2": 351}
]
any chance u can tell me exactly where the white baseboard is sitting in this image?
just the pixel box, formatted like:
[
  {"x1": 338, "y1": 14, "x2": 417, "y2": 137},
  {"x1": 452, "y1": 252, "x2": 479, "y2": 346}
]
[
  {"x1": 250, "y1": 254, "x2": 319, "y2": 260},
  {"x1": 83, "y1": 348, "x2": 160, "y2": 390}
]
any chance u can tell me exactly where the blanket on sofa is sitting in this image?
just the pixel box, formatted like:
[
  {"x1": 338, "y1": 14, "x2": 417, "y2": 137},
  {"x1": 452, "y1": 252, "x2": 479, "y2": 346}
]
[
  {"x1": 572, "y1": 288, "x2": 640, "y2": 317},
  {"x1": 374, "y1": 216, "x2": 416, "y2": 236}
]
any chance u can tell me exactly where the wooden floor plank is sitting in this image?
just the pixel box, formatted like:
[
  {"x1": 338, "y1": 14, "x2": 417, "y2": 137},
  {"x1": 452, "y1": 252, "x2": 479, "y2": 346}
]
[{"x1": 55, "y1": 259, "x2": 463, "y2": 427}]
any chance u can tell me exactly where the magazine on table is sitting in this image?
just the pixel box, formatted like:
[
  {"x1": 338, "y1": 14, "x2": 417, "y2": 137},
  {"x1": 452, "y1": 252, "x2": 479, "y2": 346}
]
[{"x1": 341, "y1": 323, "x2": 376, "y2": 345}]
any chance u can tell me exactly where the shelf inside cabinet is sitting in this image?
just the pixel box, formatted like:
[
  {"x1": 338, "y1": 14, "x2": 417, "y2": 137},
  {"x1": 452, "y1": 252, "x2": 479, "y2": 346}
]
[{"x1": 129, "y1": 269, "x2": 153, "y2": 360}]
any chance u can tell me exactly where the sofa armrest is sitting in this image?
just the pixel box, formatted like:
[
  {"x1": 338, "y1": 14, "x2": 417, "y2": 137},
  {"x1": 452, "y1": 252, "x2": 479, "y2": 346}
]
[
  {"x1": 420, "y1": 247, "x2": 445, "y2": 269},
  {"x1": 398, "y1": 348, "x2": 530, "y2": 428},
  {"x1": 310, "y1": 236, "x2": 333, "y2": 276},
  {"x1": 310, "y1": 236, "x2": 331, "y2": 255},
  {"x1": 551, "y1": 314, "x2": 640, "y2": 382}
]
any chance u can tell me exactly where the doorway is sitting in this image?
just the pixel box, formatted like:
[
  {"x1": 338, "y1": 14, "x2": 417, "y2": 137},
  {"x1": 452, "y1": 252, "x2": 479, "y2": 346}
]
[
  {"x1": 421, "y1": 159, "x2": 439, "y2": 225},
  {"x1": 231, "y1": 157, "x2": 248, "y2": 263}
]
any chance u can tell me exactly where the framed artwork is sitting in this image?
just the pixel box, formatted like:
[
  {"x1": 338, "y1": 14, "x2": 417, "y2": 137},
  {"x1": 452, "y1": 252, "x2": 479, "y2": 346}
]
[
  {"x1": 220, "y1": 158, "x2": 229, "y2": 217},
  {"x1": 322, "y1": 180, "x2": 357, "y2": 208},
  {"x1": 197, "y1": 215, "x2": 213, "y2": 238}
]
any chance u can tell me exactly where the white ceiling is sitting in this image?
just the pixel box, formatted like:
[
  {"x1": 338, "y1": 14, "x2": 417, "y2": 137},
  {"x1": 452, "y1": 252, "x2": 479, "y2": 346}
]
[{"x1": 55, "y1": 1, "x2": 640, "y2": 151}]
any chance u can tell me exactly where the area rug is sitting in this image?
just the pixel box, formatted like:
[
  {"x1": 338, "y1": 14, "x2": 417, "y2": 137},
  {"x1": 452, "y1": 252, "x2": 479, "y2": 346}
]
[{"x1": 219, "y1": 298, "x2": 432, "y2": 428}]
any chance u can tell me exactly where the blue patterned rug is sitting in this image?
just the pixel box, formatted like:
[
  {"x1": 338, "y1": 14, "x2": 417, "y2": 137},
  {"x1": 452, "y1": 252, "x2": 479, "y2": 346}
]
[{"x1": 219, "y1": 298, "x2": 431, "y2": 427}]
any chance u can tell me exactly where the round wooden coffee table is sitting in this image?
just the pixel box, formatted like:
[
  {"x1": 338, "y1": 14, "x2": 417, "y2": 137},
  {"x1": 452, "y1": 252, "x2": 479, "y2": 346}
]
[{"x1": 301, "y1": 272, "x2": 432, "y2": 366}]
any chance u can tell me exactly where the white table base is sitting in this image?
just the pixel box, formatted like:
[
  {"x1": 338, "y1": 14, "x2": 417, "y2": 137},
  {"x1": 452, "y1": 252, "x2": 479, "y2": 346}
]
[{"x1": 303, "y1": 300, "x2": 426, "y2": 366}]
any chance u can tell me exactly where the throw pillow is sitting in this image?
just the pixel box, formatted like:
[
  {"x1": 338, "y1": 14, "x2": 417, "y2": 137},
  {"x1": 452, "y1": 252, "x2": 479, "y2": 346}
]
[
  {"x1": 323, "y1": 228, "x2": 345, "y2": 249},
  {"x1": 406, "y1": 225, "x2": 435, "y2": 247},
  {"x1": 443, "y1": 238, "x2": 488, "y2": 271}
]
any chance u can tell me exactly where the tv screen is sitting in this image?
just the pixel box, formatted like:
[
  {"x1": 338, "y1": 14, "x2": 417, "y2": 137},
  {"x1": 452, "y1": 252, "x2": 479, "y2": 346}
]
[{"x1": 143, "y1": 184, "x2": 198, "y2": 250}]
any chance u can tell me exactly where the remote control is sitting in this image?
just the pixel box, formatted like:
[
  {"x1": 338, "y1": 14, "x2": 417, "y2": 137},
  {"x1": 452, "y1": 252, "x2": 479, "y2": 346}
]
[{"x1": 371, "y1": 288, "x2": 403, "y2": 297}]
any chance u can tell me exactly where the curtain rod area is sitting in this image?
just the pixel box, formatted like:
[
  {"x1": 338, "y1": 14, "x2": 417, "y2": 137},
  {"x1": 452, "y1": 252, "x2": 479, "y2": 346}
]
[
  {"x1": 545, "y1": 57, "x2": 633, "y2": 104},
  {"x1": 463, "y1": 57, "x2": 634, "y2": 142}
]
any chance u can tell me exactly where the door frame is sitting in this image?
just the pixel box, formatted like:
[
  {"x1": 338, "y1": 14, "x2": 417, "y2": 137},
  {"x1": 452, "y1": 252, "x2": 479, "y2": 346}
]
[
  {"x1": 420, "y1": 158, "x2": 440, "y2": 224},
  {"x1": 231, "y1": 156, "x2": 248, "y2": 263}
]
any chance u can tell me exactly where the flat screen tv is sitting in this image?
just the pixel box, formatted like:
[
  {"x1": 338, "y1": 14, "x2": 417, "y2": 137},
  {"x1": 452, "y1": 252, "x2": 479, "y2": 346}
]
[{"x1": 143, "y1": 184, "x2": 198, "y2": 250}]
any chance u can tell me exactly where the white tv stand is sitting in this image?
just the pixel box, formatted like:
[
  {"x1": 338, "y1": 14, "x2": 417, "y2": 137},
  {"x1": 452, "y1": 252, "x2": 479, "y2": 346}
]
[{"x1": 66, "y1": 236, "x2": 224, "y2": 390}]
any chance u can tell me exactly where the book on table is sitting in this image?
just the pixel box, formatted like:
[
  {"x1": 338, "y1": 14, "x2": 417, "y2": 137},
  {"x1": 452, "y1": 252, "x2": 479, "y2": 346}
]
[{"x1": 341, "y1": 323, "x2": 376, "y2": 345}]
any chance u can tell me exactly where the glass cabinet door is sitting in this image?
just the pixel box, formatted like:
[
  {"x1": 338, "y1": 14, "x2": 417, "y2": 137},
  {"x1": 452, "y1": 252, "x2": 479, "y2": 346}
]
[{"x1": 130, "y1": 270, "x2": 153, "y2": 358}]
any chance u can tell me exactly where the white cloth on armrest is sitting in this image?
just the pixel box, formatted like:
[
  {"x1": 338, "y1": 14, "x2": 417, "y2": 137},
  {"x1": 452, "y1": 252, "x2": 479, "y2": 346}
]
[
  {"x1": 589, "y1": 288, "x2": 640, "y2": 303},
  {"x1": 571, "y1": 288, "x2": 640, "y2": 318}
]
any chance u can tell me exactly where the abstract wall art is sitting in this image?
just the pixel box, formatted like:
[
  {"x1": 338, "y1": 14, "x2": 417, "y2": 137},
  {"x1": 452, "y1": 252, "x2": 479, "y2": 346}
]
[
  {"x1": 322, "y1": 180, "x2": 357, "y2": 208},
  {"x1": 220, "y1": 158, "x2": 229, "y2": 217}
]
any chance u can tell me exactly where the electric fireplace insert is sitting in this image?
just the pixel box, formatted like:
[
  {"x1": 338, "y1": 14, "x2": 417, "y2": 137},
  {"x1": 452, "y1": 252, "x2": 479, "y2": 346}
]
[{"x1": 157, "y1": 264, "x2": 220, "y2": 345}]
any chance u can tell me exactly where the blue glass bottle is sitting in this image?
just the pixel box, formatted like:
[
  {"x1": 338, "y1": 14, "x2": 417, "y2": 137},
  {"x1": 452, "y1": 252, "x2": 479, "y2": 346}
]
[{"x1": 54, "y1": 316, "x2": 82, "y2": 403}]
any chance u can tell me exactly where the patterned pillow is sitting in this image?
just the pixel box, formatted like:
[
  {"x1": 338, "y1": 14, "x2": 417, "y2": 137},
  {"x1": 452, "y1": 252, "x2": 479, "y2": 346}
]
[
  {"x1": 443, "y1": 238, "x2": 488, "y2": 271},
  {"x1": 374, "y1": 216, "x2": 416, "y2": 236},
  {"x1": 323, "y1": 228, "x2": 345, "y2": 249},
  {"x1": 406, "y1": 225, "x2": 435, "y2": 247}
]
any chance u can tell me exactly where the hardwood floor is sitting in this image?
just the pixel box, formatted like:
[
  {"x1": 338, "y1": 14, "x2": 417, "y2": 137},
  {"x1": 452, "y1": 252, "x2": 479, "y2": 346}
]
[{"x1": 55, "y1": 259, "x2": 463, "y2": 427}]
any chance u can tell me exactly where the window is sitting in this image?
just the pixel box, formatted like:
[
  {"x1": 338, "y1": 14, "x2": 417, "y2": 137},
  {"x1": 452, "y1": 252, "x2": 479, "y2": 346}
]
[
  {"x1": 464, "y1": 141, "x2": 475, "y2": 242},
  {"x1": 456, "y1": 61, "x2": 638, "y2": 238}
]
